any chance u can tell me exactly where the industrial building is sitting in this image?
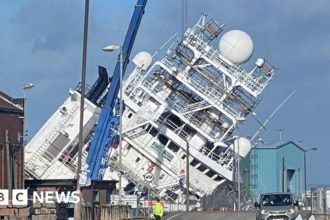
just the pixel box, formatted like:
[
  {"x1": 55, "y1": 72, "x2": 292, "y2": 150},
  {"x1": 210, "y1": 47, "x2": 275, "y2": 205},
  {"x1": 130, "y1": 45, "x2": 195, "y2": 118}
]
[
  {"x1": 0, "y1": 90, "x2": 24, "y2": 190},
  {"x1": 241, "y1": 141, "x2": 306, "y2": 201}
]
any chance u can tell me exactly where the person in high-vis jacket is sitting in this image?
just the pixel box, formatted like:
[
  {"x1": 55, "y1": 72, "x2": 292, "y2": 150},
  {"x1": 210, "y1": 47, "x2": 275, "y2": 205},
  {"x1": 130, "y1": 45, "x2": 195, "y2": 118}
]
[{"x1": 152, "y1": 198, "x2": 164, "y2": 220}]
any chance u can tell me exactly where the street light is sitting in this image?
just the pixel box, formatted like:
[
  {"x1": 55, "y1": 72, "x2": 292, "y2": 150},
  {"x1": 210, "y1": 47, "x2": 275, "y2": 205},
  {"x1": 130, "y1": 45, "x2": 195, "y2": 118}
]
[
  {"x1": 304, "y1": 147, "x2": 318, "y2": 206},
  {"x1": 75, "y1": 0, "x2": 90, "y2": 219},
  {"x1": 102, "y1": 44, "x2": 123, "y2": 202},
  {"x1": 22, "y1": 83, "x2": 34, "y2": 143},
  {"x1": 102, "y1": 44, "x2": 121, "y2": 52},
  {"x1": 185, "y1": 140, "x2": 190, "y2": 212},
  {"x1": 232, "y1": 135, "x2": 241, "y2": 211}
]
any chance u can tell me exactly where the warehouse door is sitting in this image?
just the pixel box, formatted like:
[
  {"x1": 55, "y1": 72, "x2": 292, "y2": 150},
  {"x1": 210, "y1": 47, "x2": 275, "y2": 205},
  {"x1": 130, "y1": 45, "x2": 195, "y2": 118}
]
[{"x1": 286, "y1": 169, "x2": 295, "y2": 192}]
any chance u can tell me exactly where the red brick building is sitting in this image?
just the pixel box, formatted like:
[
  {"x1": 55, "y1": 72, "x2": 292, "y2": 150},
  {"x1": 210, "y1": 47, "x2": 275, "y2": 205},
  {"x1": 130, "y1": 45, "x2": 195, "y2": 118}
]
[{"x1": 0, "y1": 90, "x2": 24, "y2": 189}]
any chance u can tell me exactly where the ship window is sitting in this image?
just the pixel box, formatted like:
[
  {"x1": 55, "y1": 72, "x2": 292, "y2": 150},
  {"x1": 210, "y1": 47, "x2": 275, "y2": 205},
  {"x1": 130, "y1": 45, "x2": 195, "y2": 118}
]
[
  {"x1": 214, "y1": 176, "x2": 223, "y2": 181},
  {"x1": 181, "y1": 154, "x2": 186, "y2": 160},
  {"x1": 144, "y1": 124, "x2": 152, "y2": 131},
  {"x1": 127, "y1": 112, "x2": 133, "y2": 119},
  {"x1": 167, "y1": 114, "x2": 182, "y2": 127},
  {"x1": 162, "y1": 150, "x2": 174, "y2": 162},
  {"x1": 197, "y1": 165, "x2": 207, "y2": 172},
  {"x1": 168, "y1": 142, "x2": 179, "y2": 153},
  {"x1": 183, "y1": 124, "x2": 197, "y2": 137},
  {"x1": 206, "y1": 169, "x2": 216, "y2": 178},
  {"x1": 45, "y1": 132, "x2": 70, "y2": 161},
  {"x1": 190, "y1": 159, "x2": 199, "y2": 166},
  {"x1": 135, "y1": 157, "x2": 140, "y2": 163},
  {"x1": 158, "y1": 134, "x2": 168, "y2": 146},
  {"x1": 149, "y1": 127, "x2": 158, "y2": 137}
]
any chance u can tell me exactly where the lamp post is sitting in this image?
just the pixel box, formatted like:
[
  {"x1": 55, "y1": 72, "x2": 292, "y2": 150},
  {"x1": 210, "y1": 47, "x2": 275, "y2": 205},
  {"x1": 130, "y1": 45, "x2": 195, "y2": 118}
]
[
  {"x1": 75, "y1": 0, "x2": 89, "y2": 219},
  {"x1": 102, "y1": 44, "x2": 123, "y2": 202},
  {"x1": 237, "y1": 134, "x2": 240, "y2": 211},
  {"x1": 22, "y1": 83, "x2": 34, "y2": 143},
  {"x1": 304, "y1": 147, "x2": 317, "y2": 206},
  {"x1": 232, "y1": 121, "x2": 242, "y2": 211},
  {"x1": 185, "y1": 140, "x2": 190, "y2": 212},
  {"x1": 233, "y1": 118, "x2": 244, "y2": 211},
  {"x1": 22, "y1": 83, "x2": 33, "y2": 189},
  {"x1": 232, "y1": 135, "x2": 241, "y2": 211}
]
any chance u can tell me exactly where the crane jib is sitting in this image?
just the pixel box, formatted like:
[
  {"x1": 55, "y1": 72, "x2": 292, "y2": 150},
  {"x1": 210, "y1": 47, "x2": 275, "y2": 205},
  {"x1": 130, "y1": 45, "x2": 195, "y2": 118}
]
[{"x1": 86, "y1": 0, "x2": 148, "y2": 180}]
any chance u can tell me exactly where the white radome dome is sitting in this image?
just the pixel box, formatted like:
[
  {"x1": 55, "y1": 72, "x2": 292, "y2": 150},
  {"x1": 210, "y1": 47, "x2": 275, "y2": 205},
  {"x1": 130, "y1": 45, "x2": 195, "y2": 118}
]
[
  {"x1": 133, "y1": 51, "x2": 152, "y2": 71},
  {"x1": 229, "y1": 137, "x2": 252, "y2": 158},
  {"x1": 219, "y1": 30, "x2": 254, "y2": 65}
]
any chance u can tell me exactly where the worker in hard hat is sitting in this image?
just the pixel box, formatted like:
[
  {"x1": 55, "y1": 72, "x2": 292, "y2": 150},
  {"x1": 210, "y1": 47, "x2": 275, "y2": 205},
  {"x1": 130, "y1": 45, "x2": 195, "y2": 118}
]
[{"x1": 152, "y1": 197, "x2": 164, "y2": 220}]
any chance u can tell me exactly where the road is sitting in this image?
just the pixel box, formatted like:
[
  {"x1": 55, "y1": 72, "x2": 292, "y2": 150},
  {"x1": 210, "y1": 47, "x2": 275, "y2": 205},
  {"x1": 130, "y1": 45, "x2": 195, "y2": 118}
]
[{"x1": 164, "y1": 211, "x2": 256, "y2": 220}]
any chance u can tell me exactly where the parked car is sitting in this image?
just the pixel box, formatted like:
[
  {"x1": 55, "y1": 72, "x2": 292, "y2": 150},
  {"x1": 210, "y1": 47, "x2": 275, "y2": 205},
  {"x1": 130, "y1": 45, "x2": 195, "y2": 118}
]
[{"x1": 254, "y1": 192, "x2": 299, "y2": 220}]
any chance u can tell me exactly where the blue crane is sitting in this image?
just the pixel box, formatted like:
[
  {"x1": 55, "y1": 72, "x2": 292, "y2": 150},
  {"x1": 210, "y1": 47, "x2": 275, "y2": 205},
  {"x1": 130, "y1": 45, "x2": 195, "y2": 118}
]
[{"x1": 86, "y1": 0, "x2": 148, "y2": 180}]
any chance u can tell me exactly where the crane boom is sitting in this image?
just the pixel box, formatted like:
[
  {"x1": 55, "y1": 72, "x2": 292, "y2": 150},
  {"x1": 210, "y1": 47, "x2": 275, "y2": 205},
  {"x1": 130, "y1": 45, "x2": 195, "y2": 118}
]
[{"x1": 86, "y1": 0, "x2": 148, "y2": 180}]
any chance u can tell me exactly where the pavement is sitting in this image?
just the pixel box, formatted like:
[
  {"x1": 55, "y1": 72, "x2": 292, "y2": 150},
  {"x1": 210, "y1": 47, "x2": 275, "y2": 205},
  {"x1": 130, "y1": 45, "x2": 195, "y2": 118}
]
[{"x1": 163, "y1": 211, "x2": 256, "y2": 220}]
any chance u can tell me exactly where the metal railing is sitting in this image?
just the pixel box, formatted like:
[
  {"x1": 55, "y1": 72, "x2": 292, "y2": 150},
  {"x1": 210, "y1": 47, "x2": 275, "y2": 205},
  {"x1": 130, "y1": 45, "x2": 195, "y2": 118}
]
[{"x1": 184, "y1": 32, "x2": 274, "y2": 96}]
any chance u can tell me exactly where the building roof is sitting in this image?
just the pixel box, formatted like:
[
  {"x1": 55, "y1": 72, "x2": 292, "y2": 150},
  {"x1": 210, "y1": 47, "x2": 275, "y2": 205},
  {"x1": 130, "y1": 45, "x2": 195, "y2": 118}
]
[
  {"x1": 254, "y1": 140, "x2": 305, "y2": 152},
  {"x1": 0, "y1": 90, "x2": 23, "y2": 114}
]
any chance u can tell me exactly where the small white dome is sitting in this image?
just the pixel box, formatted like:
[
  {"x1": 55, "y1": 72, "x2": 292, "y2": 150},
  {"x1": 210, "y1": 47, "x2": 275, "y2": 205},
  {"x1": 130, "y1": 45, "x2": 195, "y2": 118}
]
[
  {"x1": 219, "y1": 30, "x2": 254, "y2": 65},
  {"x1": 229, "y1": 137, "x2": 252, "y2": 158},
  {"x1": 133, "y1": 51, "x2": 152, "y2": 71}
]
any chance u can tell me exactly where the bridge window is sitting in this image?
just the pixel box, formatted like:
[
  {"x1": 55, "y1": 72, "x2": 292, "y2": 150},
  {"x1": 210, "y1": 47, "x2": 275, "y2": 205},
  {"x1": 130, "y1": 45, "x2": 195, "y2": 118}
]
[{"x1": 168, "y1": 142, "x2": 179, "y2": 153}]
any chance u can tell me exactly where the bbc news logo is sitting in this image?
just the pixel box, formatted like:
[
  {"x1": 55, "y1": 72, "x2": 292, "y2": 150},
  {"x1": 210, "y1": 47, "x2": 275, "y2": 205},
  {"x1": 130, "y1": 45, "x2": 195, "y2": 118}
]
[{"x1": 0, "y1": 190, "x2": 80, "y2": 205}]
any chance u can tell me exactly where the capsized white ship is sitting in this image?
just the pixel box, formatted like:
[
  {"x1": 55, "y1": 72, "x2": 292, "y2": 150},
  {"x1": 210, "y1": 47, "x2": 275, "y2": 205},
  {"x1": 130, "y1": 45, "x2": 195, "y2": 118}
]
[{"x1": 24, "y1": 15, "x2": 276, "y2": 201}]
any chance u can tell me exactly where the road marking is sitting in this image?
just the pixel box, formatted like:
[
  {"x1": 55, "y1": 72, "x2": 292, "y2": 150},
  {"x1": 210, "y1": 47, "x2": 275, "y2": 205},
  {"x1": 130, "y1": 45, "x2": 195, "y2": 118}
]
[{"x1": 166, "y1": 212, "x2": 185, "y2": 220}]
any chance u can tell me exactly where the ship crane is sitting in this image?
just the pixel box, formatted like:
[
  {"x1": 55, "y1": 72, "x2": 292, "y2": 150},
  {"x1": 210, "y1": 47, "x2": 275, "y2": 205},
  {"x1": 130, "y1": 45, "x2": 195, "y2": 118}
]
[{"x1": 86, "y1": 0, "x2": 148, "y2": 180}]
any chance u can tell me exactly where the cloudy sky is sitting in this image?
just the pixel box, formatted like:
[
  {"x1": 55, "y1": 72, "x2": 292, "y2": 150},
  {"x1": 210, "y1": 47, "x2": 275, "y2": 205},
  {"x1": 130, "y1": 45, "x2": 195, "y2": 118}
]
[{"x1": 1, "y1": 1, "x2": 329, "y2": 185}]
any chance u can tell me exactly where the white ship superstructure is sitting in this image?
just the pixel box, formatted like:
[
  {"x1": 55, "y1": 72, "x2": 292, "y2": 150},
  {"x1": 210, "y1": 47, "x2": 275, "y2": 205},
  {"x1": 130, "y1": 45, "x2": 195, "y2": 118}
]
[
  {"x1": 104, "y1": 15, "x2": 276, "y2": 198},
  {"x1": 24, "y1": 15, "x2": 276, "y2": 200},
  {"x1": 24, "y1": 89, "x2": 100, "y2": 179},
  {"x1": 24, "y1": 67, "x2": 109, "y2": 179}
]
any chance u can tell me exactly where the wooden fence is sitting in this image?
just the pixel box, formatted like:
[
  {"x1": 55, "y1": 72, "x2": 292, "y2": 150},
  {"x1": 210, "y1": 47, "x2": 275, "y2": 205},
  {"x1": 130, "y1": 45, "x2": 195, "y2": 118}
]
[{"x1": 82, "y1": 205, "x2": 132, "y2": 220}]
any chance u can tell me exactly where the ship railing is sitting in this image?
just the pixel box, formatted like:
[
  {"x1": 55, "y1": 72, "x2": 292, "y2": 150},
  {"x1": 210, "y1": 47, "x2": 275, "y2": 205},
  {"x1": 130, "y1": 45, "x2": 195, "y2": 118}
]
[
  {"x1": 161, "y1": 56, "x2": 241, "y2": 120},
  {"x1": 184, "y1": 34, "x2": 273, "y2": 96},
  {"x1": 217, "y1": 148, "x2": 235, "y2": 171},
  {"x1": 170, "y1": 101, "x2": 219, "y2": 139},
  {"x1": 141, "y1": 80, "x2": 171, "y2": 102},
  {"x1": 142, "y1": 78, "x2": 222, "y2": 139},
  {"x1": 156, "y1": 115, "x2": 191, "y2": 141},
  {"x1": 199, "y1": 146, "x2": 221, "y2": 162},
  {"x1": 206, "y1": 47, "x2": 273, "y2": 95},
  {"x1": 178, "y1": 100, "x2": 211, "y2": 115},
  {"x1": 199, "y1": 145, "x2": 235, "y2": 171},
  {"x1": 162, "y1": 56, "x2": 186, "y2": 75},
  {"x1": 187, "y1": 73, "x2": 241, "y2": 119},
  {"x1": 125, "y1": 71, "x2": 144, "y2": 96}
]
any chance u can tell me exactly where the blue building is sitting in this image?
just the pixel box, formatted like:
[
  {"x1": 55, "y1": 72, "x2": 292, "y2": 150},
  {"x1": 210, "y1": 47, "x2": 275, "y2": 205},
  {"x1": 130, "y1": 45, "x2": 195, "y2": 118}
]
[{"x1": 241, "y1": 141, "x2": 305, "y2": 201}]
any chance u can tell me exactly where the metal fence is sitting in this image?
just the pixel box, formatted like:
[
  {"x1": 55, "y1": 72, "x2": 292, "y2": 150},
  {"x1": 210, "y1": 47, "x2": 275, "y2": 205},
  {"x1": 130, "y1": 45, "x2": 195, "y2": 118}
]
[{"x1": 305, "y1": 186, "x2": 330, "y2": 219}]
